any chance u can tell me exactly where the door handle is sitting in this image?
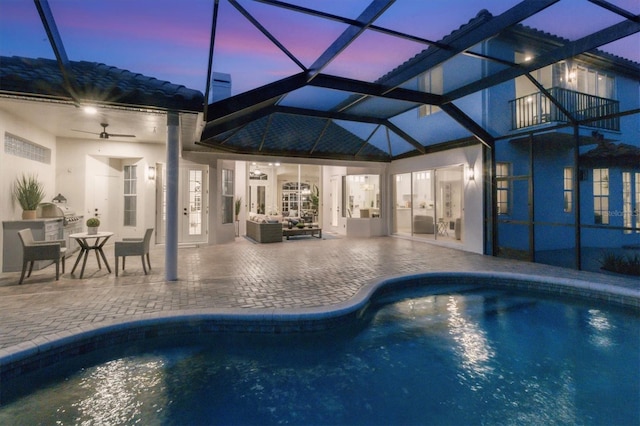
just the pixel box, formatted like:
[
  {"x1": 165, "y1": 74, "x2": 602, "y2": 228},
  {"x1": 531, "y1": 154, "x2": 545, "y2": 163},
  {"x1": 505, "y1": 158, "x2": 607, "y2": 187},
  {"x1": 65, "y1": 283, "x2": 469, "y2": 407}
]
[{"x1": 183, "y1": 207, "x2": 188, "y2": 216}]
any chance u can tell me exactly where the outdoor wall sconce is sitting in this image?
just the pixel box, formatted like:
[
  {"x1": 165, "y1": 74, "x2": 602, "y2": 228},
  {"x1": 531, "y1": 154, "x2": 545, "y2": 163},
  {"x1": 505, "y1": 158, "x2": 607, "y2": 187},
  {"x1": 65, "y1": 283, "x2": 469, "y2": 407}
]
[
  {"x1": 148, "y1": 166, "x2": 156, "y2": 180},
  {"x1": 467, "y1": 166, "x2": 475, "y2": 181}
]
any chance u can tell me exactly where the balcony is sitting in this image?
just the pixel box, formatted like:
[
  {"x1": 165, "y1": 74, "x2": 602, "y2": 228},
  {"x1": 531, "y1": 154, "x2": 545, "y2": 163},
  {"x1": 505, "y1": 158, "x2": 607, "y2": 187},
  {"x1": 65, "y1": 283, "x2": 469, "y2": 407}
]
[{"x1": 510, "y1": 87, "x2": 619, "y2": 131}]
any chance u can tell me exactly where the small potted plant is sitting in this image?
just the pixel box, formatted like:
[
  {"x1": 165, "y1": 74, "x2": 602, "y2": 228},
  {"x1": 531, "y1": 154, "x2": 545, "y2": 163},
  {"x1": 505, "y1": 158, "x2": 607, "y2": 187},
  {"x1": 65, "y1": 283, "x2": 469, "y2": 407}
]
[
  {"x1": 86, "y1": 217, "x2": 100, "y2": 235},
  {"x1": 234, "y1": 197, "x2": 242, "y2": 221},
  {"x1": 13, "y1": 174, "x2": 46, "y2": 220}
]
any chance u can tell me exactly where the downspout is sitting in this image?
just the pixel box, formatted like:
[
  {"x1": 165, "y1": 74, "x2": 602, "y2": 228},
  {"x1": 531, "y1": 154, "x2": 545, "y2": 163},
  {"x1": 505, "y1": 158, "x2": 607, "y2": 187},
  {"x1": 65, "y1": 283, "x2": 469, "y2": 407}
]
[{"x1": 166, "y1": 112, "x2": 180, "y2": 281}]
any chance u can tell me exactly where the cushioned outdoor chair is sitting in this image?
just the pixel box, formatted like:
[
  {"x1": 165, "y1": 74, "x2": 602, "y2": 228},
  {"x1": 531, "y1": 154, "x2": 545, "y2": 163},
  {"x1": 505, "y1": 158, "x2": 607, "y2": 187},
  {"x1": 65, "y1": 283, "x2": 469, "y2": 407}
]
[
  {"x1": 114, "y1": 228, "x2": 153, "y2": 276},
  {"x1": 17, "y1": 228, "x2": 67, "y2": 284}
]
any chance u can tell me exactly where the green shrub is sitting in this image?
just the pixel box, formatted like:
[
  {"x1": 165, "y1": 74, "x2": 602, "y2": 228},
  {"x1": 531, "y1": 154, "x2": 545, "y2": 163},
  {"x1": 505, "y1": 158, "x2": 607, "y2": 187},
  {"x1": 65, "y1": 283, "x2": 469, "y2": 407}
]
[
  {"x1": 599, "y1": 251, "x2": 640, "y2": 276},
  {"x1": 86, "y1": 217, "x2": 101, "y2": 227}
]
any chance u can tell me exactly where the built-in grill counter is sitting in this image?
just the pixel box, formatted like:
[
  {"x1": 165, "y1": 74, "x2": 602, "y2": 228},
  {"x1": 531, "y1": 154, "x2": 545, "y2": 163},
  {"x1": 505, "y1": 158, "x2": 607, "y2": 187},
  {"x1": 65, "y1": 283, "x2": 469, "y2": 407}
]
[{"x1": 37, "y1": 198, "x2": 84, "y2": 256}]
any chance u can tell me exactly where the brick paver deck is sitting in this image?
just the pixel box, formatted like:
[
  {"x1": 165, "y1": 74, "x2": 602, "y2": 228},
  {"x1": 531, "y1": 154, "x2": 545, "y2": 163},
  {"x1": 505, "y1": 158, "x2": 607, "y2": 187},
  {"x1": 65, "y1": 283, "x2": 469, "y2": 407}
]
[{"x1": 0, "y1": 236, "x2": 638, "y2": 352}]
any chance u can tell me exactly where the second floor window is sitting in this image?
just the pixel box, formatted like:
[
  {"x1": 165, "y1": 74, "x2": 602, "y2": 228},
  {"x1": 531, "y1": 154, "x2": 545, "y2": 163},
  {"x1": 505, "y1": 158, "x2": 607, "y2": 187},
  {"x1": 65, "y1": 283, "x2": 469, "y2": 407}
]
[
  {"x1": 496, "y1": 162, "x2": 511, "y2": 215},
  {"x1": 124, "y1": 165, "x2": 137, "y2": 226},
  {"x1": 593, "y1": 168, "x2": 609, "y2": 225}
]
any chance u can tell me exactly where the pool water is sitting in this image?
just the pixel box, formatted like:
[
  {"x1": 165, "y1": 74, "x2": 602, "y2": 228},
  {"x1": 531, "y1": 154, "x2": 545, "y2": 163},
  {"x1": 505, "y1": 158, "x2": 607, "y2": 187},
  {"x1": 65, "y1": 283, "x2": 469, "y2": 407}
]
[{"x1": 1, "y1": 286, "x2": 638, "y2": 425}]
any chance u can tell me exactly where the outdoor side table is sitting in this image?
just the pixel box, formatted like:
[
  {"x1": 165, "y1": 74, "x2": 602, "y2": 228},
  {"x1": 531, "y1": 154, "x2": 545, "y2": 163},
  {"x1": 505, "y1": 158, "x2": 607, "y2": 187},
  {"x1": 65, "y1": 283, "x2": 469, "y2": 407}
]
[{"x1": 69, "y1": 231, "x2": 114, "y2": 278}]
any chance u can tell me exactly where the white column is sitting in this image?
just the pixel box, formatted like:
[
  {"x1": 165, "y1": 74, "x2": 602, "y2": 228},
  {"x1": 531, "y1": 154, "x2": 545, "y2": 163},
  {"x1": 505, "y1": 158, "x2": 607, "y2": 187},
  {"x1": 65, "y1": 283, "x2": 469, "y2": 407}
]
[{"x1": 165, "y1": 112, "x2": 179, "y2": 281}]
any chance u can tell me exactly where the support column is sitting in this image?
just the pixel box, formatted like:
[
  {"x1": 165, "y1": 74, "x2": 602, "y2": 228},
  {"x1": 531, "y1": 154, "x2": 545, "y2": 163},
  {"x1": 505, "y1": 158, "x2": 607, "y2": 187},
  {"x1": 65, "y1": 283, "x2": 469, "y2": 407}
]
[{"x1": 166, "y1": 112, "x2": 179, "y2": 281}]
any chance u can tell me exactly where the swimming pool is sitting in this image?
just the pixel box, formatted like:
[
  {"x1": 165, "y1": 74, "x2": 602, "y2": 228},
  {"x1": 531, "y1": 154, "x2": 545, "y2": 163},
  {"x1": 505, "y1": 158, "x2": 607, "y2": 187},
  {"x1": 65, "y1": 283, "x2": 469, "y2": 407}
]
[{"x1": 1, "y1": 283, "x2": 638, "y2": 425}]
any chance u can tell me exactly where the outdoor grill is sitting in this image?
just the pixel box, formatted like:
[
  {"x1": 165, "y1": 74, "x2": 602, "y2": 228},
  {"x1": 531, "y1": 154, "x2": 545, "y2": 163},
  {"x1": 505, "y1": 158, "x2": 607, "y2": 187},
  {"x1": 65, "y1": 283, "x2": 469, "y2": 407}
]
[{"x1": 37, "y1": 195, "x2": 84, "y2": 256}]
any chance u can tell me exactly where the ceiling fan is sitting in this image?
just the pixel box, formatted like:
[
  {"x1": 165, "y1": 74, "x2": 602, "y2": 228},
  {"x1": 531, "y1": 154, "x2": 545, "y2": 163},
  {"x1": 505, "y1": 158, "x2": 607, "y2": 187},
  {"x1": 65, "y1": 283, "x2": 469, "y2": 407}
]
[{"x1": 72, "y1": 123, "x2": 136, "y2": 139}]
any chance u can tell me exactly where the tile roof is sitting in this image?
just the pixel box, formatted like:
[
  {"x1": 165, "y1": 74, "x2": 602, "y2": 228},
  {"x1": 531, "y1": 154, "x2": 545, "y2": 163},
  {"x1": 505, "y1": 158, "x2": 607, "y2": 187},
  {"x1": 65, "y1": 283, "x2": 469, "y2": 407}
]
[
  {"x1": 0, "y1": 56, "x2": 204, "y2": 112},
  {"x1": 210, "y1": 113, "x2": 390, "y2": 161},
  {"x1": 581, "y1": 140, "x2": 640, "y2": 167}
]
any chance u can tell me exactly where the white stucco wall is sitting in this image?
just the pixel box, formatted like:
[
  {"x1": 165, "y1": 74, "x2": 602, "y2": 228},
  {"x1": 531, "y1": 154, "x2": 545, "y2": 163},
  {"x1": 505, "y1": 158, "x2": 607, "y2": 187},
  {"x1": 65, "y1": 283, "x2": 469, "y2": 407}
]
[{"x1": 0, "y1": 109, "x2": 57, "y2": 271}]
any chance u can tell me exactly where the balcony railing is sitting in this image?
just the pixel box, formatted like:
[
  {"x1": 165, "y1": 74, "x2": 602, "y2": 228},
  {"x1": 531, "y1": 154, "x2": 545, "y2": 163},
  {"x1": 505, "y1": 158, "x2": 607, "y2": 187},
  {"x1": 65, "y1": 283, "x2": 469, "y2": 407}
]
[{"x1": 510, "y1": 87, "x2": 619, "y2": 131}]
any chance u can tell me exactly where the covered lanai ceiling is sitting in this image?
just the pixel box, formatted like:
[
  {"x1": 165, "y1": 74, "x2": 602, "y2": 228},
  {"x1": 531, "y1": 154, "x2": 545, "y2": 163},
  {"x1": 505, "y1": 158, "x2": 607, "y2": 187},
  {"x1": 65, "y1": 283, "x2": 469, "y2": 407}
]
[{"x1": 1, "y1": 0, "x2": 638, "y2": 162}]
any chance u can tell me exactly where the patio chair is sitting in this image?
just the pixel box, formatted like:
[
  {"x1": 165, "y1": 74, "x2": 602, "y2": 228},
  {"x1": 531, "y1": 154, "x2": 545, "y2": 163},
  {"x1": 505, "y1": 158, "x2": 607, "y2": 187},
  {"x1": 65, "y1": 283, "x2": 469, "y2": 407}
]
[
  {"x1": 114, "y1": 228, "x2": 153, "y2": 276},
  {"x1": 17, "y1": 228, "x2": 67, "y2": 284}
]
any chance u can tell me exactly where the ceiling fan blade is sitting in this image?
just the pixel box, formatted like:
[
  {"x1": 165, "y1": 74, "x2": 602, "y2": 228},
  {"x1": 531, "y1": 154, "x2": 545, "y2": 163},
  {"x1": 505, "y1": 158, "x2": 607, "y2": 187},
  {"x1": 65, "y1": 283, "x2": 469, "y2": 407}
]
[
  {"x1": 109, "y1": 133, "x2": 136, "y2": 138},
  {"x1": 71, "y1": 129, "x2": 100, "y2": 135}
]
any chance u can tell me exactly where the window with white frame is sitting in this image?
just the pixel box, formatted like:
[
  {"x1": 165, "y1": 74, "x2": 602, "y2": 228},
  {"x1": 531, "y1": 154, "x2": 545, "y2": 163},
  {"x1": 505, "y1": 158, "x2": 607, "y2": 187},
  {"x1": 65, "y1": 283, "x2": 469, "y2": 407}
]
[
  {"x1": 222, "y1": 169, "x2": 234, "y2": 224},
  {"x1": 623, "y1": 172, "x2": 640, "y2": 234},
  {"x1": 496, "y1": 162, "x2": 511, "y2": 215},
  {"x1": 593, "y1": 168, "x2": 609, "y2": 225},
  {"x1": 124, "y1": 165, "x2": 137, "y2": 226},
  {"x1": 418, "y1": 66, "x2": 443, "y2": 117},
  {"x1": 563, "y1": 167, "x2": 573, "y2": 213}
]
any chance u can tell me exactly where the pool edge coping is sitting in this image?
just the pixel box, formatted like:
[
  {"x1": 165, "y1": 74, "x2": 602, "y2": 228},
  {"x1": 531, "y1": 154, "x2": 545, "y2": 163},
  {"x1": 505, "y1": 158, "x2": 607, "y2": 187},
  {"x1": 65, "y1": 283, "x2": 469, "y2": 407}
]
[{"x1": 1, "y1": 271, "x2": 638, "y2": 378}]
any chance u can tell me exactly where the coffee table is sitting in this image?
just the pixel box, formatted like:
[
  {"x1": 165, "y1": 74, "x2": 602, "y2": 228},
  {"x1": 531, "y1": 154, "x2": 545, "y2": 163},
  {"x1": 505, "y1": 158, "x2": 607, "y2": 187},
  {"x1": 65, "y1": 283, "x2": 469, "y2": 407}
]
[{"x1": 282, "y1": 226, "x2": 322, "y2": 240}]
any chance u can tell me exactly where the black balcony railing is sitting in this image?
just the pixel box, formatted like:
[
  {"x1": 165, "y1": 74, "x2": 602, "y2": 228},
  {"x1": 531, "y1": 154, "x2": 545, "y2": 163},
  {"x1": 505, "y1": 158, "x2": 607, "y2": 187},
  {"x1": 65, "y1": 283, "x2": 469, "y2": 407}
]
[{"x1": 509, "y1": 87, "x2": 619, "y2": 131}]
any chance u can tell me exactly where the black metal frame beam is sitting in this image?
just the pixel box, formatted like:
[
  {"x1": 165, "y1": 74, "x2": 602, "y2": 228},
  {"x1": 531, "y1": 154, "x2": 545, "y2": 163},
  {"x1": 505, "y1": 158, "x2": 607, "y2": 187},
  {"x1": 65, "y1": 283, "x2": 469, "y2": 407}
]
[
  {"x1": 34, "y1": 0, "x2": 79, "y2": 104},
  {"x1": 203, "y1": 0, "x2": 220, "y2": 122},
  {"x1": 340, "y1": 0, "x2": 559, "y2": 113},
  {"x1": 445, "y1": 19, "x2": 640, "y2": 102},
  {"x1": 587, "y1": 0, "x2": 639, "y2": 22},
  {"x1": 274, "y1": 106, "x2": 426, "y2": 153},
  {"x1": 439, "y1": 103, "x2": 494, "y2": 149},
  {"x1": 229, "y1": 0, "x2": 307, "y2": 71},
  {"x1": 378, "y1": 0, "x2": 559, "y2": 91},
  {"x1": 309, "y1": 74, "x2": 443, "y2": 105},
  {"x1": 205, "y1": 72, "x2": 308, "y2": 122},
  {"x1": 253, "y1": 0, "x2": 449, "y2": 50},
  {"x1": 307, "y1": 0, "x2": 395, "y2": 79}
]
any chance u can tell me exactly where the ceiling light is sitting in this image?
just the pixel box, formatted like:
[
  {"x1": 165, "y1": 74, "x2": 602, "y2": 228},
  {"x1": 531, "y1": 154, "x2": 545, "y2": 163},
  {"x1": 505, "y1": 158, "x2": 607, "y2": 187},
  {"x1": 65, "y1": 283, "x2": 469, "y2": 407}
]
[{"x1": 83, "y1": 106, "x2": 97, "y2": 115}]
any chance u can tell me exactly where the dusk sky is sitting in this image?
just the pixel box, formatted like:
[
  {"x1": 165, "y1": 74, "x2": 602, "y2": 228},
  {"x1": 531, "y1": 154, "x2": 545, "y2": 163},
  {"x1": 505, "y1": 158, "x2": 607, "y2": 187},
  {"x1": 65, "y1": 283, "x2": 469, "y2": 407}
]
[{"x1": 1, "y1": 0, "x2": 638, "y2": 95}]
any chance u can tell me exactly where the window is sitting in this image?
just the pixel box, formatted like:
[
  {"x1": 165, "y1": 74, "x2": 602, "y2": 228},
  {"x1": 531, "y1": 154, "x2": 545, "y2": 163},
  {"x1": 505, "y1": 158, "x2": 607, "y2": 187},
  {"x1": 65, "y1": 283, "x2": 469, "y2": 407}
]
[
  {"x1": 418, "y1": 66, "x2": 442, "y2": 117},
  {"x1": 623, "y1": 172, "x2": 640, "y2": 234},
  {"x1": 496, "y1": 163, "x2": 511, "y2": 215},
  {"x1": 563, "y1": 167, "x2": 573, "y2": 213},
  {"x1": 577, "y1": 67, "x2": 615, "y2": 99},
  {"x1": 4, "y1": 133, "x2": 51, "y2": 164},
  {"x1": 222, "y1": 169, "x2": 234, "y2": 224},
  {"x1": 593, "y1": 168, "x2": 609, "y2": 224},
  {"x1": 124, "y1": 165, "x2": 137, "y2": 226}
]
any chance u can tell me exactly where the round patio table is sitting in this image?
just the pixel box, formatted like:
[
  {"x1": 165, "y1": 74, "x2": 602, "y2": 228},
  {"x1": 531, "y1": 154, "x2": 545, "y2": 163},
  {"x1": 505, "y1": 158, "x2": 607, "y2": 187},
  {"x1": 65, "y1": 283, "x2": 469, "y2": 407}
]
[{"x1": 69, "y1": 231, "x2": 114, "y2": 278}]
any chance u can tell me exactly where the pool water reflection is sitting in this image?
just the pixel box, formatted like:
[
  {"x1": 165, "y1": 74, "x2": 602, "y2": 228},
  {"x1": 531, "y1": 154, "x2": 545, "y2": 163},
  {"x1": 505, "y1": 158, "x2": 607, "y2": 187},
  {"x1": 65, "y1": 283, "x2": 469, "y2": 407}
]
[{"x1": 1, "y1": 286, "x2": 638, "y2": 425}]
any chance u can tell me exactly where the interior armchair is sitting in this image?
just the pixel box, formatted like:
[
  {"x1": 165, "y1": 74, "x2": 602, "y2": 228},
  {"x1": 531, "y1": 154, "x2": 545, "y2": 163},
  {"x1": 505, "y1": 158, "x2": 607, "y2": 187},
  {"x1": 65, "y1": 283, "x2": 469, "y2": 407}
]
[
  {"x1": 114, "y1": 228, "x2": 153, "y2": 277},
  {"x1": 17, "y1": 228, "x2": 67, "y2": 284}
]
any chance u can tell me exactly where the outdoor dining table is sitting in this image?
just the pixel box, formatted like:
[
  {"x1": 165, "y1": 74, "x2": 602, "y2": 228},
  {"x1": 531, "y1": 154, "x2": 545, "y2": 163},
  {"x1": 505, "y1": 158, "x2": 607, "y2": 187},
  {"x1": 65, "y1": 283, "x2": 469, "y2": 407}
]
[{"x1": 69, "y1": 231, "x2": 114, "y2": 278}]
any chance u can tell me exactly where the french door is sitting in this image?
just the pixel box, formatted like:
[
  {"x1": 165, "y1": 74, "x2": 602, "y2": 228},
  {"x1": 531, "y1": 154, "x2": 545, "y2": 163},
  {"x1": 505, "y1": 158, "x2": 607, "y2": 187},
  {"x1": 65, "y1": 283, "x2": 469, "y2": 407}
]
[{"x1": 156, "y1": 164, "x2": 208, "y2": 244}]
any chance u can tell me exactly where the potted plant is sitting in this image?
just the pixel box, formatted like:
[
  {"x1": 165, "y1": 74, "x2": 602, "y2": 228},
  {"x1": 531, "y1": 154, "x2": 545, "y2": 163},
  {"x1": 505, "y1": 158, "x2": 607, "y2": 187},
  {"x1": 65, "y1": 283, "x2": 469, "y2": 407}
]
[
  {"x1": 13, "y1": 174, "x2": 46, "y2": 220},
  {"x1": 86, "y1": 217, "x2": 100, "y2": 235},
  {"x1": 234, "y1": 197, "x2": 242, "y2": 221}
]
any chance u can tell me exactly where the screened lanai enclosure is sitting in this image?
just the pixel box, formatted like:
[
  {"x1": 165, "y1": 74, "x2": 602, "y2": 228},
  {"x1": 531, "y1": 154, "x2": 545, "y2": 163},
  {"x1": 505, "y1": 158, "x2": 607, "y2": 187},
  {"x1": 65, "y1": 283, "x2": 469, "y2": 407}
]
[{"x1": 1, "y1": 0, "x2": 639, "y2": 273}]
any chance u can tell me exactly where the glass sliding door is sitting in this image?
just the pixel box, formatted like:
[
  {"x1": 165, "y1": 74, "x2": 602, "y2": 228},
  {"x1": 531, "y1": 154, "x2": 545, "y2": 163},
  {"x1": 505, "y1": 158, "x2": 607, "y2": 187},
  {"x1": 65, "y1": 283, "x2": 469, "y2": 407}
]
[
  {"x1": 393, "y1": 173, "x2": 412, "y2": 235},
  {"x1": 435, "y1": 166, "x2": 464, "y2": 241},
  {"x1": 393, "y1": 167, "x2": 464, "y2": 242},
  {"x1": 412, "y1": 170, "x2": 435, "y2": 238}
]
